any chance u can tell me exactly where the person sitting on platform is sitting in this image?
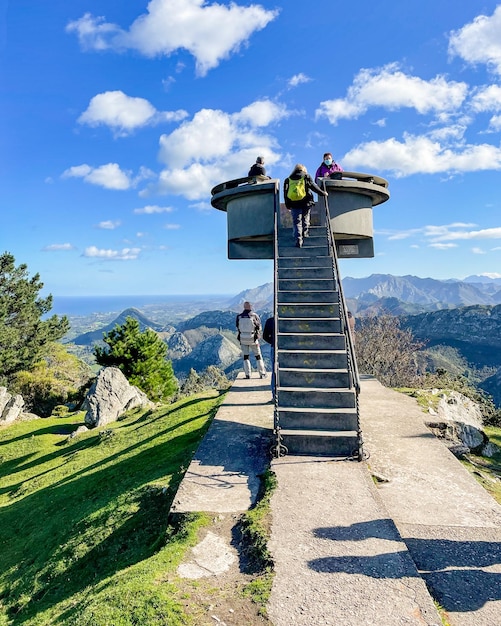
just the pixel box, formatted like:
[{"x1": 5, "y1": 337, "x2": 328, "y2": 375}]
[
  {"x1": 248, "y1": 156, "x2": 267, "y2": 177},
  {"x1": 284, "y1": 164, "x2": 327, "y2": 248},
  {"x1": 315, "y1": 152, "x2": 343, "y2": 185}
]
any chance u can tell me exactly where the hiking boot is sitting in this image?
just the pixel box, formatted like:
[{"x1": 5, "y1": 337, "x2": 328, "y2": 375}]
[{"x1": 295, "y1": 239, "x2": 302, "y2": 248}]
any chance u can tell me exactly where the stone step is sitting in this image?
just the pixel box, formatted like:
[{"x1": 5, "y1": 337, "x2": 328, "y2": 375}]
[
  {"x1": 278, "y1": 245, "x2": 329, "y2": 257},
  {"x1": 278, "y1": 290, "x2": 338, "y2": 304},
  {"x1": 278, "y1": 303, "x2": 340, "y2": 318},
  {"x1": 278, "y1": 406, "x2": 358, "y2": 431},
  {"x1": 278, "y1": 278, "x2": 337, "y2": 291},
  {"x1": 278, "y1": 266, "x2": 333, "y2": 279},
  {"x1": 279, "y1": 368, "x2": 351, "y2": 389},
  {"x1": 279, "y1": 429, "x2": 359, "y2": 457},
  {"x1": 278, "y1": 349, "x2": 348, "y2": 369},
  {"x1": 278, "y1": 387, "x2": 356, "y2": 409},
  {"x1": 278, "y1": 256, "x2": 332, "y2": 269},
  {"x1": 278, "y1": 318, "x2": 342, "y2": 334},
  {"x1": 278, "y1": 333, "x2": 346, "y2": 350}
]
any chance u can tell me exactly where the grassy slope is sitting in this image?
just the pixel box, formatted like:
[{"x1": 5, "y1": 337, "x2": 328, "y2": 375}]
[{"x1": 0, "y1": 392, "x2": 226, "y2": 626}]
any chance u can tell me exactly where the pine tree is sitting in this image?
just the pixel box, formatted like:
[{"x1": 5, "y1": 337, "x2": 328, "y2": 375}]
[
  {"x1": 0, "y1": 252, "x2": 69, "y2": 385},
  {"x1": 93, "y1": 316, "x2": 177, "y2": 401}
]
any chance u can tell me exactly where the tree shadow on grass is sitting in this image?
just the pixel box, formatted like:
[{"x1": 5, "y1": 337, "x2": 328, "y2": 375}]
[{"x1": 0, "y1": 413, "x2": 215, "y2": 623}]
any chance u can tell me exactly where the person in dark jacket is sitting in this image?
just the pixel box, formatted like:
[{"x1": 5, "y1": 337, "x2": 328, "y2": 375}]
[
  {"x1": 263, "y1": 316, "x2": 276, "y2": 399},
  {"x1": 248, "y1": 156, "x2": 267, "y2": 177},
  {"x1": 315, "y1": 151, "x2": 343, "y2": 185},
  {"x1": 284, "y1": 164, "x2": 327, "y2": 247}
]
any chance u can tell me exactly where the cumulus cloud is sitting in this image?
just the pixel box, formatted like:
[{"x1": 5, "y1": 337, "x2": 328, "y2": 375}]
[
  {"x1": 42, "y1": 243, "x2": 75, "y2": 251},
  {"x1": 66, "y1": 0, "x2": 279, "y2": 76},
  {"x1": 153, "y1": 98, "x2": 288, "y2": 198},
  {"x1": 78, "y1": 90, "x2": 188, "y2": 136},
  {"x1": 471, "y1": 247, "x2": 486, "y2": 254},
  {"x1": 449, "y1": 6, "x2": 501, "y2": 75},
  {"x1": 428, "y1": 243, "x2": 458, "y2": 249},
  {"x1": 133, "y1": 205, "x2": 175, "y2": 214},
  {"x1": 62, "y1": 163, "x2": 132, "y2": 189},
  {"x1": 288, "y1": 73, "x2": 311, "y2": 88},
  {"x1": 97, "y1": 220, "x2": 121, "y2": 229},
  {"x1": 83, "y1": 246, "x2": 141, "y2": 260},
  {"x1": 343, "y1": 133, "x2": 501, "y2": 176},
  {"x1": 316, "y1": 63, "x2": 468, "y2": 124}
]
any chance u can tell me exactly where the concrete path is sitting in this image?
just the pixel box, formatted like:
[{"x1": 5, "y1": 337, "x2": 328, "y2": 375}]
[{"x1": 172, "y1": 373, "x2": 501, "y2": 626}]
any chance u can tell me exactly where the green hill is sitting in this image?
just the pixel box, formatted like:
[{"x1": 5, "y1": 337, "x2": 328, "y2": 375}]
[{"x1": 0, "y1": 393, "x2": 224, "y2": 626}]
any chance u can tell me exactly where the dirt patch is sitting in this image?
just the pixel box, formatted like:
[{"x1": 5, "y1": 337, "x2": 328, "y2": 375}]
[{"x1": 175, "y1": 513, "x2": 272, "y2": 625}]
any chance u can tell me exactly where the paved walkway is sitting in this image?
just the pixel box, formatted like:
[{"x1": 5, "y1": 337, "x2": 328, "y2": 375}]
[{"x1": 173, "y1": 373, "x2": 501, "y2": 626}]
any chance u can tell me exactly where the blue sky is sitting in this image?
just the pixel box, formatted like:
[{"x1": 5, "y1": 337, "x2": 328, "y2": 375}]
[{"x1": 2, "y1": 0, "x2": 501, "y2": 297}]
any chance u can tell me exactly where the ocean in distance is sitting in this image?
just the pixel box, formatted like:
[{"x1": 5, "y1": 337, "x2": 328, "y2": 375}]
[{"x1": 51, "y1": 294, "x2": 232, "y2": 317}]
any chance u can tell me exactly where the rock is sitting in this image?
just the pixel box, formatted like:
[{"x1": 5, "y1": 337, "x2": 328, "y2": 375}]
[
  {"x1": 67, "y1": 425, "x2": 90, "y2": 440},
  {"x1": 84, "y1": 367, "x2": 153, "y2": 428},
  {"x1": 0, "y1": 387, "x2": 25, "y2": 424},
  {"x1": 481, "y1": 441, "x2": 500, "y2": 458},
  {"x1": 434, "y1": 391, "x2": 486, "y2": 451}
]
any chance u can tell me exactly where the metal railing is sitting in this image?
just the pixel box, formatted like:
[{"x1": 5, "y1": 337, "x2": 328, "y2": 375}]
[{"x1": 321, "y1": 184, "x2": 363, "y2": 460}]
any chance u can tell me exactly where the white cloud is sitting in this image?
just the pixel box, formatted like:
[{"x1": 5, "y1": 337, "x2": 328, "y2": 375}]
[
  {"x1": 471, "y1": 247, "x2": 486, "y2": 254},
  {"x1": 133, "y1": 205, "x2": 175, "y2": 214},
  {"x1": 67, "y1": 0, "x2": 279, "y2": 76},
  {"x1": 288, "y1": 73, "x2": 311, "y2": 88},
  {"x1": 316, "y1": 63, "x2": 468, "y2": 124},
  {"x1": 78, "y1": 90, "x2": 188, "y2": 136},
  {"x1": 164, "y1": 223, "x2": 181, "y2": 229},
  {"x1": 449, "y1": 6, "x2": 501, "y2": 75},
  {"x1": 83, "y1": 246, "x2": 141, "y2": 260},
  {"x1": 343, "y1": 133, "x2": 501, "y2": 176},
  {"x1": 235, "y1": 100, "x2": 290, "y2": 127},
  {"x1": 470, "y1": 85, "x2": 501, "y2": 113},
  {"x1": 428, "y1": 243, "x2": 458, "y2": 249},
  {"x1": 431, "y1": 226, "x2": 501, "y2": 242},
  {"x1": 97, "y1": 220, "x2": 121, "y2": 230},
  {"x1": 43, "y1": 243, "x2": 75, "y2": 251},
  {"x1": 62, "y1": 163, "x2": 133, "y2": 190}
]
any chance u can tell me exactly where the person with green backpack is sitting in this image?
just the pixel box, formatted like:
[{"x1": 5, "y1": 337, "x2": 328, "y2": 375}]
[{"x1": 284, "y1": 164, "x2": 327, "y2": 247}]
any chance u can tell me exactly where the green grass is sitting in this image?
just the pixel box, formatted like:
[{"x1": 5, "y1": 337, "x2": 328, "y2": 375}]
[
  {"x1": 460, "y1": 425, "x2": 501, "y2": 506},
  {"x1": 0, "y1": 391, "x2": 226, "y2": 626},
  {"x1": 239, "y1": 469, "x2": 277, "y2": 615}
]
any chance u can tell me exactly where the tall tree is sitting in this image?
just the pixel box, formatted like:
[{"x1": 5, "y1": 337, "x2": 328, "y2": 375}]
[
  {"x1": 93, "y1": 316, "x2": 177, "y2": 401},
  {"x1": 0, "y1": 252, "x2": 69, "y2": 385}
]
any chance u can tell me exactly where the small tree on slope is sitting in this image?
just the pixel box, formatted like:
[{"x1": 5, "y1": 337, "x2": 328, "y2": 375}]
[
  {"x1": 0, "y1": 252, "x2": 69, "y2": 386},
  {"x1": 93, "y1": 316, "x2": 177, "y2": 401}
]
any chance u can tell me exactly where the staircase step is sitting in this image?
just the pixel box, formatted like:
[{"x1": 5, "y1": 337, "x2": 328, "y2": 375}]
[
  {"x1": 278, "y1": 349, "x2": 348, "y2": 369},
  {"x1": 278, "y1": 318, "x2": 342, "y2": 333},
  {"x1": 278, "y1": 256, "x2": 332, "y2": 269},
  {"x1": 278, "y1": 290, "x2": 338, "y2": 304},
  {"x1": 278, "y1": 333, "x2": 346, "y2": 350},
  {"x1": 279, "y1": 429, "x2": 359, "y2": 457},
  {"x1": 278, "y1": 266, "x2": 333, "y2": 279},
  {"x1": 278, "y1": 245, "x2": 329, "y2": 257},
  {"x1": 279, "y1": 368, "x2": 350, "y2": 389},
  {"x1": 278, "y1": 303, "x2": 340, "y2": 318},
  {"x1": 278, "y1": 278, "x2": 336, "y2": 291},
  {"x1": 278, "y1": 387, "x2": 356, "y2": 409},
  {"x1": 278, "y1": 407, "x2": 358, "y2": 431}
]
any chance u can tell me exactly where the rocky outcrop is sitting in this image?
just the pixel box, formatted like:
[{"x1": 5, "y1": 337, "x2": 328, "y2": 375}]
[
  {"x1": 83, "y1": 367, "x2": 153, "y2": 428},
  {"x1": 168, "y1": 332, "x2": 193, "y2": 359},
  {"x1": 0, "y1": 387, "x2": 25, "y2": 424},
  {"x1": 426, "y1": 390, "x2": 487, "y2": 454}
]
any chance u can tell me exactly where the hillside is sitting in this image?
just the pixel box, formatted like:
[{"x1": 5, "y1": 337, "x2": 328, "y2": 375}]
[{"x1": 0, "y1": 394, "x2": 249, "y2": 625}]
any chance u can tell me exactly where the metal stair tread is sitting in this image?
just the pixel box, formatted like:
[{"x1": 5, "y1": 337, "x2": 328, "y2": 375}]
[
  {"x1": 278, "y1": 349, "x2": 346, "y2": 354},
  {"x1": 277, "y1": 385, "x2": 353, "y2": 392},
  {"x1": 279, "y1": 406, "x2": 357, "y2": 414},
  {"x1": 279, "y1": 367, "x2": 349, "y2": 373},
  {"x1": 279, "y1": 429, "x2": 358, "y2": 437}
]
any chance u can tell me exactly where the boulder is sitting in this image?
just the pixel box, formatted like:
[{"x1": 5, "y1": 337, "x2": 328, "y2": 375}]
[
  {"x1": 429, "y1": 391, "x2": 486, "y2": 452},
  {"x1": 84, "y1": 367, "x2": 153, "y2": 428},
  {"x1": 0, "y1": 387, "x2": 25, "y2": 424}
]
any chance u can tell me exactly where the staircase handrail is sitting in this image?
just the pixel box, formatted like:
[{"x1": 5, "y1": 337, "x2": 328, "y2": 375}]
[
  {"x1": 321, "y1": 184, "x2": 361, "y2": 396},
  {"x1": 271, "y1": 181, "x2": 284, "y2": 456}
]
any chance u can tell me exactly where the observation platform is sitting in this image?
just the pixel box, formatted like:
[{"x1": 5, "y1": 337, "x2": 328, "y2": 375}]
[{"x1": 210, "y1": 171, "x2": 390, "y2": 260}]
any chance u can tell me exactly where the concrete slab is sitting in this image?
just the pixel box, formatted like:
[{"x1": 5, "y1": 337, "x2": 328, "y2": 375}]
[
  {"x1": 268, "y1": 457, "x2": 442, "y2": 626},
  {"x1": 171, "y1": 373, "x2": 273, "y2": 513},
  {"x1": 359, "y1": 376, "x2": 501, "y2": 626}
]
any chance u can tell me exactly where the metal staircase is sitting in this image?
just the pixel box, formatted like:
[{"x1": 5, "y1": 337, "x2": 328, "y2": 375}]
[{"x1": 272, "y1": 200, "x2": 362, "y2": 459}]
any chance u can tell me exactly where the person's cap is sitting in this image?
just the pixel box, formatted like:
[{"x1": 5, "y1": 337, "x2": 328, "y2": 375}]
[{"x1": 256, "y1": 156, "x2": 264, "y2": 164}]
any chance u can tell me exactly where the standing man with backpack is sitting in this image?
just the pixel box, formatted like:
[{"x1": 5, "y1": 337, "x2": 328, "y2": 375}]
[
  {"x1": 236, "y1": 301, "x2": 267, "y2": 379},
  {"x1": 284, "y1": 164, "x2": 327, "y2": 247}
]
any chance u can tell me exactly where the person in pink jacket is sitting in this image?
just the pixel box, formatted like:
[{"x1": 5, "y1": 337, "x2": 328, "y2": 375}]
[{"x1": 315, "y1": 152, "x2": 343, "y2": 185}]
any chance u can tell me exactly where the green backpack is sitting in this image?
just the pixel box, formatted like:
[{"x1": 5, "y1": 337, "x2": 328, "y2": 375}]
[{"x1": 286, "y1": 176, "x2": 307, "y2": 201}]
